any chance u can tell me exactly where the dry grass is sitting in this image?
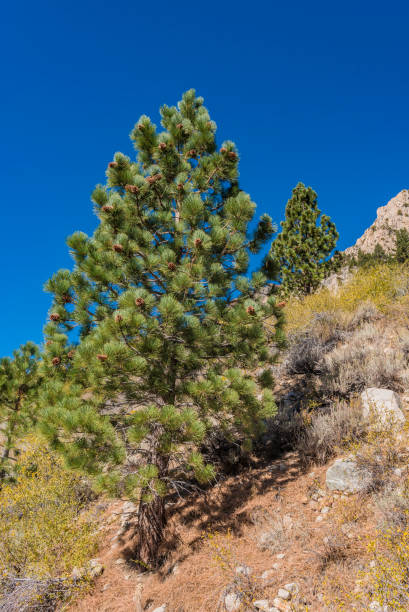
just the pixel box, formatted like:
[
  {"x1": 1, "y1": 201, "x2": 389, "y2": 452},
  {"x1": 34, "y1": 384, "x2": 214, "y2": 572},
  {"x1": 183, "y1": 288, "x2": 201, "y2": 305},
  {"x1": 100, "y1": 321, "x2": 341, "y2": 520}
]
[
  {"x1": 285, "y1": 263, "x2": 409, "y2": 334},
  {"x1": 295, "y1": 400, "x2": 364, "y2": 468}
]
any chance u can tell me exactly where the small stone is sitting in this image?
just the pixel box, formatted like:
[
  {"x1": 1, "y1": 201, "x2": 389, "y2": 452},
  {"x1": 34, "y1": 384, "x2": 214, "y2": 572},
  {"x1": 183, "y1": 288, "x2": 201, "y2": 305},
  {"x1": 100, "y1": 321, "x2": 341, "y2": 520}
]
[
  {"x1": 152, "y1": 606, "x2": 167, "y2": 612},
  {"x1": 235, "y1": 565, "x2": 252, "y2": 576},
  {"x1": 321, "y1": 506, "x2": 330, "y2": 514},
  {"x1": 276, "y1": 553, "x2": 285, "y2": 559},
  {"x1": 224, "y1": 592, "x2": 241, "y2": 611},
  {"x1": 284, "y1": 583, "x2": 299, "y2": 595},
  {"x1": 102, "y1": 583, "x2": 111, "y2": 591},
  {"x1": 261, "y1": 569, "x2": 274, "y2": 580},
  {"x1": 272, "y1": 598, "x2": 290, "y2": 611},
  {"x1": 115, "y1": 558, "x2": 125, "y2": 565},
  {"x1": 277, "y1": 588, "x2": 290, "y2": 600},
  {"x1": 316, "y1": 515, "x2": 324, "y2": 522},
  {"x1": 317, "y1": 489, "x2": 326, "y2": 497},
  {"x1": 311, "y1": 493, "x2": 319, "y2": 501},
  {"x1": 254, "y1": 600, "x2": 270, "y2": 611},
  {"x1": 282, "y1": 515, "x2": 293, "y2": 528}
]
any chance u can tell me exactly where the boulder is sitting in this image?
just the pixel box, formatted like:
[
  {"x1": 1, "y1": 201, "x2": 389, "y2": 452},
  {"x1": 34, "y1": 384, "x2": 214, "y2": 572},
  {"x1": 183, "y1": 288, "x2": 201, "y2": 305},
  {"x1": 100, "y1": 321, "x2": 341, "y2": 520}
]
[
  {"x1": 361, "y1": 388, "x2": 405, "y2": 428},
  {"x1": 326, "y1": 458, "x2": 369, "y2": 492}
]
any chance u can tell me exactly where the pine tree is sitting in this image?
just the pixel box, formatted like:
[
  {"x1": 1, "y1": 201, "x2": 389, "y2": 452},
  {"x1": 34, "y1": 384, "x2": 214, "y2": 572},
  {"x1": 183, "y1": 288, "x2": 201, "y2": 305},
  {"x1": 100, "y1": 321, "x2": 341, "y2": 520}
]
[
  {"x1": 267, "y1": 183, "x2": 339, "y2": 295},
  {"x1": 0, "y1": 342, "x2": 41, "y2": 479},
  {"x1": 40, "y1": 90, "x2": 285, "y2": 567},
  {"x1": 395, "y1": 228, "x2": 409, "y2": 263}
]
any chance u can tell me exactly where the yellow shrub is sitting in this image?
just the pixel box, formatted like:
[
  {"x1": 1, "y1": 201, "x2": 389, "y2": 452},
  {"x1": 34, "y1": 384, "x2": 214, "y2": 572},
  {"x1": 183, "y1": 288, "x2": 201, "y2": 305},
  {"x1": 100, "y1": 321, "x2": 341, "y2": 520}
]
[
  {"x1": 0, "y1": 440, "x2": 96, "y2": 606},
  {"x1": 285, "y1": 263, "x2": 409, "y2": 333}
]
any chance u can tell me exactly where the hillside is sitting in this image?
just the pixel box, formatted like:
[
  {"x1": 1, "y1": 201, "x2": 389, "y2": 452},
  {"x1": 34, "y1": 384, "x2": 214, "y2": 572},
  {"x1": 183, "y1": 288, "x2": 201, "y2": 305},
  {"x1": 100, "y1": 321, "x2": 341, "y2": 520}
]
[
  {"x1": 344, "y1": 189, "x2": 409, "y2": 256},
  {"x1": 65, "y1": 261, "x2": 409, "y2": 611}
]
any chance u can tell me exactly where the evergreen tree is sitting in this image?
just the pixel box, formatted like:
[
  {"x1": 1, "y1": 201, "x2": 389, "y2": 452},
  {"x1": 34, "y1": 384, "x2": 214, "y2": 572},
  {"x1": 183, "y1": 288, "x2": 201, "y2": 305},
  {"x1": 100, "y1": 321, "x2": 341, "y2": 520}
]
[
  {"x1": 0, "y1": 342, "x2": 41, "y2": 480},
  {"x1": 40, "y1": 90, "x2": 285, "y2": 567},
  {"x1": 395, "y1": 228, "x2": 409, "y2": 263},
  {"x1": 267, "y1": 183, "x2": 339, "y2": 295}
]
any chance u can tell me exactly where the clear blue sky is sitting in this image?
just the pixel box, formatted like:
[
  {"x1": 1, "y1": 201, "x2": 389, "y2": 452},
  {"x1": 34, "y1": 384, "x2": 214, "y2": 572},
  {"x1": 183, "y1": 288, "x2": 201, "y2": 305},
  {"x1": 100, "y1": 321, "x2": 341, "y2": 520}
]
[{"x1": 1, "y1": 0, "x2": 408, "y2": 356}]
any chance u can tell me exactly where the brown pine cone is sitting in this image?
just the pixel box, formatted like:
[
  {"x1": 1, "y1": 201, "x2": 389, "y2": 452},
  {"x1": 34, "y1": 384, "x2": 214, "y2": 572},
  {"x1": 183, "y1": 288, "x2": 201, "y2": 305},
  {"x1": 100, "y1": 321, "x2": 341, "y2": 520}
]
[
  {"x1": 167, "y1": 262, "x2": 176, "y2": 271},
  {"x1": 194, "y1": 238, "x2": 202, "y2": 247},
  {"x1": 177, "y1": 183, "x2": 184, "y2": 191},
  {"x1": 50, "y1": 313, "x2": 60, "y2": 321},
  {"x1": 97, "y1": 354, "x2": 108, "y2": 361},
  {"x1": 228, "y1": 151, "x2": 237, "y2": 160},
  {"x1": 102, "y1": 205, "x2": 114, "y2": 212},
  {"x1": 187, "y1": 149, "x2": 197, "y2": 158},
  {"x1": 277, "y1": 301, "x2": 287, "y2": 308},
  {"x1": 125, "y1": 184, "x2": 139, "y2": 194},
  {"x1": 108, "y1": 161, "x2": 118, "y2": 169},
  {"x1": 220, "y1": 147, "x2": 227, "y2": 154},
  {"x1": 62, "y1": 294, "x2": 72, "y2": 304},
  {"x1": 113, "y1": 244, "x2": 124, "y2": 253},
  {"x1": 52, "y1": 357, "x2": 61, "y2": 366},
  {"x1": 67, "y1": 350, "x2": 75, "y2": 359},
  {"x1": 246, "y1": 305, "x2": 256, "y2": 315},
  {"x1": 137, "y1": 123, "x2": 144, "y2": 131},
  {"x1": 158, "y1": 142, "x2": 167, "y2": 151},
  {"x1": 115, "y1": 313, "x2": 123, "y2": 323},
  {"x1": 176, "y1": 123, "x2": 183, "y2": 129},
  {"x1": 135, "y1": 297, "x2": 145, "y2": 307},
  {"x1": 146, "y1": 174, "x2": 162, "y2": 185}
]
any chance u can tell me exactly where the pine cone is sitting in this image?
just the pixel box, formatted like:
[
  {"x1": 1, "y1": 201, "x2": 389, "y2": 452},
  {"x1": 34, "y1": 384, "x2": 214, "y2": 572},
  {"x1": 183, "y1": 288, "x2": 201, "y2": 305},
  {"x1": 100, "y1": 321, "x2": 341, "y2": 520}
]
[
  {"x1": 67, "y1": 350, "x2": 75, "y2": 359},
  {"x1": 97, "y1": 354, "x2": 108, "y2": 361},
  {"x1": 228, "y1": 151, "x2": 237, "y2": 160},
  {"x1": 146, "y1": 174, "x2": 162, "y2": 185},
  {"x1": 135, "y1": 297, "x2": 145, "y2": 307},
  {"x1": 220, "y1": 147, "x2": 227, "y2": 154},
  {"x1": 277, "y1": 301, "x2": 287, "y2": 308},
  {"x1": 176, "y1": 123, "x2": 183, "y2": 129},
  {"x1": 102, "y1": 205, "x2": 114, "y2": 212},
  {"x1": 52, "y1": 357, "x2": 61, "y2": 366},
  {"x1": 187, "y1": 149, "x2": 197, "y2": 158},
  {"x1": 50, "y1": 313, "x2": 60, "y2": 321},
  {"x1": 246, "y1": 305, "x2": 256, "y2": 315},
  {"x1": 167, "y1": 262, "x2": 176, "y2": 271},
  {"x1": 194, "y1": 238, "x2": 202, "y2": 247},
  {"x1": 125, "y1": 184, "x2": 139, "y2": 195},
  {"x1": 158, "y1": 142, "x2": 167, "y2": 151},
  {"x1": 62, "y1": 294, "x2": 72, "y2": 304},
  {"x1": 137, "y1": 123, "x2": 144, "y2": 131},
  {"x1": 108, "y1": 161, "x2": 118, "y2": 169},
  {"x1": 113, "y1": 244, "x2": 124, "y2": 253},
  {"x1": 115, "y1": 313, "x2": 123, "y2": 323},
  {"x1": 177, "y1": 183, "x2": 184, "y2": 191}
]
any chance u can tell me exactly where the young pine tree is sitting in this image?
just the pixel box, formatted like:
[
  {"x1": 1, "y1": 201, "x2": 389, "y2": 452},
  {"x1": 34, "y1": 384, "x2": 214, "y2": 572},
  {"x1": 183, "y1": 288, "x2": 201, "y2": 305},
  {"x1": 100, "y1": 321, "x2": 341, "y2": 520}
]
[
  {"x1": 0, "y1": 342, "x2": 41, "y2": 480},
  {"x1": 268, "y1": 183, "x2": 339, "y2": 295},
  {"x1": 40, "y1": 90, "x2": 285, "y2": 567},
  {"x1": 395, "y1": 228, "x2": 409, "y2": 263}
]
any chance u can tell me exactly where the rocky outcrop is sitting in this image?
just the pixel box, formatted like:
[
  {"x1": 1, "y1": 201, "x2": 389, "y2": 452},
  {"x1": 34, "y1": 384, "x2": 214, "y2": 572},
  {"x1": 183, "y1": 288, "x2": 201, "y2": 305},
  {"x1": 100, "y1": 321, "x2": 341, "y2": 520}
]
[{"x1": 344, "y1": 189, "x2": 409, "y2": 256}]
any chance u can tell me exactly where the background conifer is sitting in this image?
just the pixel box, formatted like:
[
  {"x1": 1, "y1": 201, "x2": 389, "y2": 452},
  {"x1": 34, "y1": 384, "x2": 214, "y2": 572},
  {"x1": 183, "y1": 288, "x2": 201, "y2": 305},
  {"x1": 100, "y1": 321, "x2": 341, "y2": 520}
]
[
  {"x1": 0, "y1": 342, "x2": 41, "y2": 480},
  {"x1": 268, "y1": 183, "x2": 339, "y2": 295}
]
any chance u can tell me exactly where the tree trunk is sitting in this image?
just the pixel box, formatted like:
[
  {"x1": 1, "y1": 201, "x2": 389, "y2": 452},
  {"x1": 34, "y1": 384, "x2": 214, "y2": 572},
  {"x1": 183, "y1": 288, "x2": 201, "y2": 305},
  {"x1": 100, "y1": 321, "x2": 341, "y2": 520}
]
[{"x1": 136, "y1": 491, "x2": 167, "y2": 569}]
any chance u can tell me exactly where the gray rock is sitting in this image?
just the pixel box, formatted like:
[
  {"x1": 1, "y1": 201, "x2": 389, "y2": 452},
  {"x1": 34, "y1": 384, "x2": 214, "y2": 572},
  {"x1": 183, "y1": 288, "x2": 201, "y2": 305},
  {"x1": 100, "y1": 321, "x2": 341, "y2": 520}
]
[
  {"x1": 361, "y1": 388, "x2": 405, "y2": 428},
  {"x1": 152, "y1": 606, "x2": 167, "y2": 612},
  {"x1": 326, "y1": 458, "x2": 370, "y2": 492},
  {"x1": 235, "y1": 564, "x2": 252, "y2": 576}
]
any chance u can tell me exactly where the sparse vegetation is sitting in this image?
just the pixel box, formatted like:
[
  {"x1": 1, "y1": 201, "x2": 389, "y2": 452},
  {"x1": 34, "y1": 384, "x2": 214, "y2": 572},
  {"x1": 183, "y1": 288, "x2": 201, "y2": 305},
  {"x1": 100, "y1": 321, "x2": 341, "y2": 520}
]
[{"x1": 0, "y1": 440, "x2": 96, "y2": 611}]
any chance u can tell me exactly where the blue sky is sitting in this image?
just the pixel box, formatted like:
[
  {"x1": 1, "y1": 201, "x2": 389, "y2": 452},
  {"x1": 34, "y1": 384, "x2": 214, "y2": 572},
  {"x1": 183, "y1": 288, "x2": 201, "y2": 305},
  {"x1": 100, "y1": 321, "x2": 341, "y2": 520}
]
[{"x1": 1, "y1": 0, "x2": 408, "y2": 356}]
